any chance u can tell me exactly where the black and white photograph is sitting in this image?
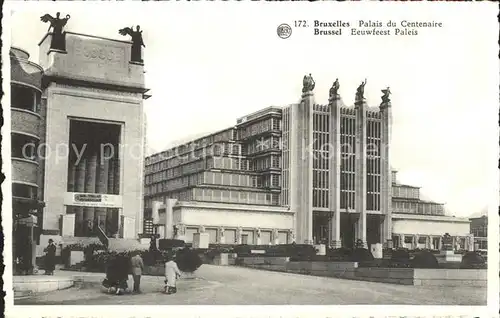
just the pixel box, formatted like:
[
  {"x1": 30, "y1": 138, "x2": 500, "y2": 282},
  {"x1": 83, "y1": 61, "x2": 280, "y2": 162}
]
[{"x1": 3, "y1": 1, "x2": 499, "y2": 317}]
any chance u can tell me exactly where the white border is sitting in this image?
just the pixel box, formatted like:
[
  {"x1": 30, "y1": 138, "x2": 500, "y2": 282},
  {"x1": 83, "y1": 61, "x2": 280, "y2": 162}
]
[{"x1": 3, "y1": 1, "x2": 499, "y2": 317}]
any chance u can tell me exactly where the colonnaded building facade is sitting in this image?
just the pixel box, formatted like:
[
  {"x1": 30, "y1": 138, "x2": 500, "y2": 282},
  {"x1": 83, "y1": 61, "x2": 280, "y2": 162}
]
[
  {"x1": 144, "y1": 79, "x2": 472, "y2": 250},
  {"x1": 10, "y1": 27, "x2": 149, "y2": 269}
]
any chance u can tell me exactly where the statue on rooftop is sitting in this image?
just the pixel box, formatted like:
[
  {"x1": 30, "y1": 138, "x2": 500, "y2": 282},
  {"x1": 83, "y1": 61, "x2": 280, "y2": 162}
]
[
  {"x1": 381, "y1": 87, "x2": 392, "y2": 104},
  {"x1": 356, "y1": 78, "x2": 367, "y2": 101},
  {"x1": 329, "y1": 78, "x2": 340, "y2": 99},
  {"x1": 302, "y1": 73, "x2": 316, "y2": 93},
  {"x1": 119, "y1": 25, "x2": 146, "y2": 63},
  {"x1": 40, "y1": 12, "x2": 71, "y2": 51}
]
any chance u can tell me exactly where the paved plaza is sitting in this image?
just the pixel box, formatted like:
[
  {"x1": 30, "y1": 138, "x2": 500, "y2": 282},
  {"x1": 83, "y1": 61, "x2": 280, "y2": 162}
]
[{"x1": 15, "y1": 265, "x2": 486, "y2": 305}]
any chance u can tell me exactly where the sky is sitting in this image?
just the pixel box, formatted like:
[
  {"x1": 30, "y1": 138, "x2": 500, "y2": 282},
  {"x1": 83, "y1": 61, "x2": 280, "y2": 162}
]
[{"x1": 6, "y1": 2, "x2": 499, "y2": 218}]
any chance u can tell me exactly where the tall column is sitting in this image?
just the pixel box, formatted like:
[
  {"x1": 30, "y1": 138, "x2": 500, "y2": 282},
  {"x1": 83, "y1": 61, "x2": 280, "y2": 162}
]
[
  {"x1": 67, "y1": 158, "x2": 76, "y2": 192},
  {"x1": 83, "y1": 150, "x2": 98, "y2": 233},
  {"x1": 399, "y1": 234, "x2": 404, "y2": 249},
  {"x1": 380, "y1": 98, "x2": 393, "y2": 248},
  {"x1": 66, "y1": 156, "x2": 77, "y2": 236},
  {"x1": 95, "y1": 145, "x2": 110, "y2": 231},
  {"x1": 107, "y1": 157, "x2": 116, "y2": 235},
  {"x1": 328, "y1": 92, "x2": 342, "y2": 248},
  {"x1": 354, "y1": 95, "x2": 367, "y2": 248},
  {"x1": 289, "y1": 86, "x2": 314, "y2": 245},
  {"x1": 74, "y1": 157, "x2": 87, "y2": 236}
]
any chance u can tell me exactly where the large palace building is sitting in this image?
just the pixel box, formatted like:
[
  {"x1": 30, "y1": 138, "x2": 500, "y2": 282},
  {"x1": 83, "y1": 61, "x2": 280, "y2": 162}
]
[{"x1": 145, "y1": 79, "x2": 472, "y2": 250}]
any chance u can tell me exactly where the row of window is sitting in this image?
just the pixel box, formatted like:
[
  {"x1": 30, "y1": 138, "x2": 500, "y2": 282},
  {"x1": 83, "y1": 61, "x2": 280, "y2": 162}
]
[
  {"x1": 245, "y1": 136, "x2": 281, "y2": 156},
  {"x1": 11, "y1": 84, "x2": 41, "y2": 113},
  {"x1": 12, "y1": 183, "x2": 38, "y2": 200},
  {"x1": 12, "y1": 133, "x2": 39, "y2": 160},
  {"x1": 313, "y1": 113, "x2": 330, "y2": 134},
  {"x1": 313, "y1": 170, "x2": 329, "y2": 190},
  {"x1": 366, "y1": 174, "x2": 381, "y2": 193},
  {"x1": 191, "y1": 188, "x2": 281, "y2": 206},
  {"x1": 367, "y1": 120, "x2": 382, "y2": 139},
  {"x1": 250, "y1": 155, "x2": 281, "y2": 171},
  {"x1": 392, "y1": 200, "x2": 444, "y2": 215},
  {"x1": 239, "y1": 117, "x2": 281, "y2": 139},
  {"x1": 145, "y1": 129, "x2": 238, "y2": 166},
  {"x1": 392, "y1": 186, "x2": 420, "y2": 199},
  {"x1": 471, "y1": 227, "x2": 487, "y2": 238},
  {"x1": 145, "y1": 143, "x2": 242, "y2": 174}
]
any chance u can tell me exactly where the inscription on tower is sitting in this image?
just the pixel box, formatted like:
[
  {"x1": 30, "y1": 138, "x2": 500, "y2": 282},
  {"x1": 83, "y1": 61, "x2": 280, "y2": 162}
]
[{"x1": 73, "y1": 38, "x2": 126, "y2": 69}]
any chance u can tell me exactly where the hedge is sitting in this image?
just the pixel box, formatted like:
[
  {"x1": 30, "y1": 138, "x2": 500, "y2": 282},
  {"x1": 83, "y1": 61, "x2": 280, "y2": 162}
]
[{"x1": 460, "y1": 251, "x2": 487, "y2": 269}]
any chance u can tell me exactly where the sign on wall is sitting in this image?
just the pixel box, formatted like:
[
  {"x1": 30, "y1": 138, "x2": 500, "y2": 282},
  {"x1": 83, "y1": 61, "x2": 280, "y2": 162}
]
[{"x1": 64, "y1": 192, "x2": 123, "y2": 208}]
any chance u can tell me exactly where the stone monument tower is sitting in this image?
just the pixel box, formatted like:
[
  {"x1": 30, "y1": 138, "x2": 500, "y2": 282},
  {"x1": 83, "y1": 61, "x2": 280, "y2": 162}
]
[
  {"x1": 289, "y1": 74, "x2": 316, "y2": 244},
  {"x1": 38, "y1": 25, "x2": 149, "y2": 243}
]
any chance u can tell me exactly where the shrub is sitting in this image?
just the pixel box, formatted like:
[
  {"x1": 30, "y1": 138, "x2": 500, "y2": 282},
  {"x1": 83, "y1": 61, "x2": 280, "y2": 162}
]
[
  {"x1": 327, "y1": 247, "x2": 352, "y2": 261},
  {"x1": 460, "y1": 251, "x2": 486, "y2": 269},
  {"x1": 411, "y1": 251, "x2": 439, "y2": 268},
  {"x1": 350, "y1": 248, "x2": 374, "y2": 262},
  {"x1": 175, "y1": 248, "x2": 203, "y2": 273},
  {"x1": 158, "y1": 239, "x2": 185, "y2": 250},
  {"x1": 389, "y1": 248, "x2": 411, "y2": 268}
]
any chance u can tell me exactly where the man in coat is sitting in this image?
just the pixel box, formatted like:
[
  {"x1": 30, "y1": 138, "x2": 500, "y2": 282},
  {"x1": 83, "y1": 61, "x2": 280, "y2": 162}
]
[
  {"x1": 130, "y1": 251, "x2": 144, "y2": 294},
  {"x1": 44, "y1": 239, "x2": 56, "y2": 275}
]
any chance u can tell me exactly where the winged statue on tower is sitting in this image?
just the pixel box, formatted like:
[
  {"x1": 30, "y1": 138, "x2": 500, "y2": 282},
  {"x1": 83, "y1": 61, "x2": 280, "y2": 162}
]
[
  {"x1": 119, "y1": 26, "x2": 146, "y2": 63},
  {"x1": 40, "y1": 12, "x2": 71, "y2": 51}
]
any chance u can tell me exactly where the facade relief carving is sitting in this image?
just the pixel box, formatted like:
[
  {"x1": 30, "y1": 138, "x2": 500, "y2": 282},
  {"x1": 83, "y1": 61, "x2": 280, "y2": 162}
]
[
  {"x1": 73, "y1": 40, "x2": 126, "y2": 68},
  {"x1": 53, "y1": 83, "x2": 142, "y2": 100}
]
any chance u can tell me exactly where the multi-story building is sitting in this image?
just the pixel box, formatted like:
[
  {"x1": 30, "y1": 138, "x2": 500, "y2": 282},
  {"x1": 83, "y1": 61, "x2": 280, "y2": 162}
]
[
  {"x1": 11, "y1": 47, "x2": 45, "y2": 273},
  {"x1": 470, "y1": 215, "x2": 487, "y2": 251},
  {"x1": 145, "y1": 107, "x2": 291, "y2": 245},
  {"x1": 145, "y1": 76, "x2": 473, "y2": 250}
]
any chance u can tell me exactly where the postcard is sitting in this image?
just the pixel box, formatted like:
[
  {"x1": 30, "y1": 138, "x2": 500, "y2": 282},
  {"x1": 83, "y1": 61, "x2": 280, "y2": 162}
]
[{"x1": 3, "y1": 1, "x2": 499, "y2": 317}]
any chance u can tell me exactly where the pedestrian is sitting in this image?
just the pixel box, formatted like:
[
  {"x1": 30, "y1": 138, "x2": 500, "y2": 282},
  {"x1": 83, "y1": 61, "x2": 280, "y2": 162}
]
[
  {"x1": 130, "y1": 251, "x2": 144, "y2": 294},
  {"x1": 44, "y1": 239, "x2": 56, "y2": 275},
  {"x1": 164, "y1": 253, "x2": 182, "y2": 294}
]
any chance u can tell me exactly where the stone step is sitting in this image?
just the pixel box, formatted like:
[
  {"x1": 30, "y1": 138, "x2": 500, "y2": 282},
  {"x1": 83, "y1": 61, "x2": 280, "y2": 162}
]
[{"x1": 14, "y1": 289, "x2": 33, "y2": 300}]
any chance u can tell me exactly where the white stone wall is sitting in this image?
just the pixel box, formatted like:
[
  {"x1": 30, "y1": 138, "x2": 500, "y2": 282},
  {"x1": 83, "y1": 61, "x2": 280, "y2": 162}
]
[
  {"x1": 392, "y1": 214, "x2": 470, "y2": 236},
  {"x1": 178, "y1": 206, "x2": 293, "y2": 230}
]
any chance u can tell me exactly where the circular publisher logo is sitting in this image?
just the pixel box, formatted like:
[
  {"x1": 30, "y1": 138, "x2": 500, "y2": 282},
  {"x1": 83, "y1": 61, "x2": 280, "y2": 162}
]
[{"x1": 277, "y1": 23, "x2": 292, "y2": 39}]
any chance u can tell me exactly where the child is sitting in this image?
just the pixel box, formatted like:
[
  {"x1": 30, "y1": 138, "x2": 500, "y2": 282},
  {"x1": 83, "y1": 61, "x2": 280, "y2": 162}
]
[{"x1": 164, "y1": 254, "x2": 182, "y2": 294}]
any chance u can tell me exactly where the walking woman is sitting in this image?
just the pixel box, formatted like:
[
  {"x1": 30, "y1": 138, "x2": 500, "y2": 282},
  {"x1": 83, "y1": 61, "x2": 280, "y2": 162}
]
[{"x1": 164, "y1": 254, "x2": 182, "y2": 294}]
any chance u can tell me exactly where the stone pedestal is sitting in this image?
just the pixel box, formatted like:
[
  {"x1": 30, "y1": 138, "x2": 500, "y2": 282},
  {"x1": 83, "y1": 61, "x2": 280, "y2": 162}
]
[
  {"x1": 192, "y1": 233, "x2": 209, "y2": 249},
  {"x1": 122, "y1": 216, "x2": 136, "y2": 239},
  {"x1": 214, "y1": 253, "x2": 229, "y2": 266},
  {"x1": 68, "y1": 251, "x2": 85, "y2": 267},
  {"x1": 255, "y1": 237, "x2": 262, "y2": 245},
  {"x1": 371, "y1": 243, "x2": 383, "y2": 259},
  {"x1": 61, "y1": 214, "x2": 75, "y2": 237},
  {"x1": 315, "y1": 244, "x2": 326, "y2": 256},
  {"x1": 436, "y1": 250, "x2": 463, "y2": 263},
  {"x1": 219, "y1": 235, "x2": 226, "y2": 244}
]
